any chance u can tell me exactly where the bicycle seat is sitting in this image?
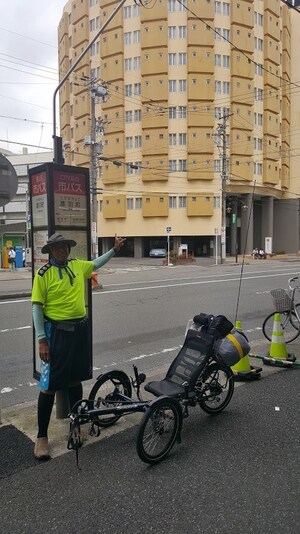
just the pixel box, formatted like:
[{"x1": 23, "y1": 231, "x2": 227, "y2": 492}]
[
  {"x1": 145, "y1": 378, "x2": 186, "y2": 398},
  {"x1": 145, "y1": 333, "x2": 214, "y2": 398}
]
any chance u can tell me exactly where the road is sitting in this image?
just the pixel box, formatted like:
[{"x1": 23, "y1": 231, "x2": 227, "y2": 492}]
[{"x1": 1, "y1": 261, "x2": 300, "y2": 408}]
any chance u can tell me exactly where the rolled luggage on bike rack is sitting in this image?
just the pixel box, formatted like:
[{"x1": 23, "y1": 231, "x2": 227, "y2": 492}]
[{"x1": 68, "y1": 313, "x2": 250, "y2": 466}]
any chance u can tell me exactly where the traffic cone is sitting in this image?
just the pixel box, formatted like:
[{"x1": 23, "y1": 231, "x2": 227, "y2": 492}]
[
  {"x1": 231, "y1": 320, "x2": 262, "y2": 380},
  {"x1": 269, "y1": 313, "x2": 288, "y2": 359},
  {"x1": 252, "y1": 313, "x2": 297, "y2": 367}
]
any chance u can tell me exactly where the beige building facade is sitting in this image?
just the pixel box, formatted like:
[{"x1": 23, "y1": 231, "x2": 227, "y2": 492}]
[{"x1": 58, "y1": 0, "x2": 300, "y2": 258}]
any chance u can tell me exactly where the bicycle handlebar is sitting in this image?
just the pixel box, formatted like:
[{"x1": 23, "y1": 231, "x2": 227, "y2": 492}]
[{"x1": 288, "y1": 275, "x2": 300, "y2": 290}]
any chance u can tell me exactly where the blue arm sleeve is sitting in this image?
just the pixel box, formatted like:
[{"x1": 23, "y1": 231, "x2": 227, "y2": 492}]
[
  {"x1": 92, "y1": 248, "x2": 115, "y2": 270},
  {"x1": 32, "y1": 303, "x2": 46, "y2": 340}
]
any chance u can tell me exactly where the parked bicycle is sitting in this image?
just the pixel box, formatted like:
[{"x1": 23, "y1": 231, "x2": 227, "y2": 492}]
[
  {"x1": 262, "y1": 275, "x2": 300, "y2": 343},
  {"x1": 67, "y1": 313, "x2": 250, "y2": 465}
]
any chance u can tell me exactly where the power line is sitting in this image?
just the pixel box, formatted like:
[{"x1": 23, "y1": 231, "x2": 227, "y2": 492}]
[
  {"x1": 0, "y1": 26, "x2": 57, "y2": 48},
  {"x1": 0, "y1": 139, "x2": 52, "y2": 150}
]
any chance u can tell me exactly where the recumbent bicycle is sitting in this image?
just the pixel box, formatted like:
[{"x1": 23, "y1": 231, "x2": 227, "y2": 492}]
[{"x1": 68, "y1": 313, "x2": 250, "y2": 465}]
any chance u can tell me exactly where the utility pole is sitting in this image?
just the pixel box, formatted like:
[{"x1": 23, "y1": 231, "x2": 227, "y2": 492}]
[
  {"x1": 215, "y1": 113, "x2": 233, "y2": 263},
  {"x1": 85, "y1": 80, "x2": 107, "y2": 258}
]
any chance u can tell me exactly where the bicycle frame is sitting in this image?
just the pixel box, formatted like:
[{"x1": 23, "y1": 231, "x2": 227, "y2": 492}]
[
  {"x1": 68, "y1": 314, "x2": 236, "y2": 465},
  {"x1": 68, "y1": 355, "x2": 229, "y2": 452}
]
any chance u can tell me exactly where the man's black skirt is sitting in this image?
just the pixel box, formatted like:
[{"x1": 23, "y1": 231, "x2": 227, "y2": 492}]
[{"x1": 40, "y1": 317, "x2": 92, "y2": 391}]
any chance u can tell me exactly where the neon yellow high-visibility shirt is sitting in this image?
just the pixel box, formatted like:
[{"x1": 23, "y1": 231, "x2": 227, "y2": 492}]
[{"x1": 31, "y1": 259, "x2": 94, "y2": 321}]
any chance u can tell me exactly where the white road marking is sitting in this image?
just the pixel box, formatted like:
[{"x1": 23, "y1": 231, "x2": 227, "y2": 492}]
[
  {"x1": 1, "y1": 387, "x2": 13, "y2": 394},
  {"x1": 0, "y1": 299, "x2": 29, "y2": 305},
  {"x1": 0, "y1": 325, "x2": 31, "y2": 333}
]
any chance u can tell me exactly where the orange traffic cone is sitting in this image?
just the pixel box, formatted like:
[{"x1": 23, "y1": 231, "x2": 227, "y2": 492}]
[{"x1": 231, "y1": 320, "x2": 262, "y2": 380}]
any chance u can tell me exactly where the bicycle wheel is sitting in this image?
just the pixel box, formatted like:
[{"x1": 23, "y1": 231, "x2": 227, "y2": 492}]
[
  {"x1": 196, "y1": 363, "x2": 234, "y2": 414},
  {"x1": 88, "y1": 370, "x2": 132, "y2": 428},
  {"x1": 136, "y1": 397, "x2": 182, "y2": 464},
  {"x1": 262, "y1": 310, "x2": 300, "y2": 343}
]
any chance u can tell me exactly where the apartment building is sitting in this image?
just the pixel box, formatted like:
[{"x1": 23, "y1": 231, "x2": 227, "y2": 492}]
[{"x1": 58, "y1": 0, "x2": 300, "y2": 257}]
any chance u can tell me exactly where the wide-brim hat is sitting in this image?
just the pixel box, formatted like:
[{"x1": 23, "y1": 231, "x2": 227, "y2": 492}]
[{"x1": 41, "y1": 233, "x2": 77, "y2": 254}]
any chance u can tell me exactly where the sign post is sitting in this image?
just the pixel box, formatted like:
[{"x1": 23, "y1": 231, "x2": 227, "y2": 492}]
[
  {"x1": 215, "y1": 228, "x2": 219, "y2": 265},
  {"x1": 29, "y1": 163, "x2": 91, "y2": 418},
  {"x1": 166, "y1": 226, "x2": 171, "y2": 266}
]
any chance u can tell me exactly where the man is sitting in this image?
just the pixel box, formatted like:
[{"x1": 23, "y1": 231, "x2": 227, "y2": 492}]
[
  {"x1": 8, "y1": 246, "x2": 16, "y2": 270},
  {"x1": 31, "y1": 232, "x2": 126, "y2": 460}
]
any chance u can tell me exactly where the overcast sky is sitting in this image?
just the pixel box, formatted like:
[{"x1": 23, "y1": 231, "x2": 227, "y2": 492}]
[{"x1": 0, "y1": 0, "x2": 67, "y2": 155}]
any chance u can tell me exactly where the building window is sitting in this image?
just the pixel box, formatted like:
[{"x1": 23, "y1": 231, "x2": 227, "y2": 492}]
[
  {"x1": 169, "y1": 196, "x2": 177, "y2": 208},
  {"x1": 169, "y1": 160, "x2": 177, "y2": 171},
  {"x1": 215, "y1": 27, "x2": 221, "y2": 40},
  {"x1": 223, "y1": 82, "x2": 230, "y2": 94},
  {"x1": 178, "y1": 26, "x2": 186, "y2": 39},
  {"x1": 223, "y1": 2, "x2": 230, "y2": 15},
  {"x1": 169, "y1": 80, "x2": 177, "y2": 92},
  {"x1": 169, "y1": 133, "x2": 177, "y2": 146},
  {"x1": 125, "y1": 111, "x2": 132, "y2": 123},
  {"x1": 255, "y1": 87, "x2": 263, "y2": 101},
  {"x1": 126, "y1": 163, "x2": 134, "y2": 175},
  {"x1": 215, "y1": 1, "x2": 221, "y2": 14},
  {"x1": 168, "y1": 26, "x2": 176, "y2": 39},
  {"x1": 127, "y1": 198, "x2": 134, "y2": 209},
  {"x1": 179, "y1": 79, "x2": 186, "y2": 92},
  {"x1": 125, "y1": 58, "x2": 132, "y2": 71},
  {"x1": 178, "y1": 159, "x2": 187, "y2": 172},
  {"x1": 223, "y1": 55, "x2": 230, "y2": 68},
  {"x1": 178, "y1": 106, "x2": 187, "y2": 118},
  {"x1": 169, "y1": 106, "x2": 177, "y2": 119},
  {"x1": 223, "y1": 29, "x2": 230, "y2": 41},
  {"x1": 168, "y1": 53, "x2": 176, "y2": 66},
  {"x1": 255, "y1": 63, "x2": 263, "y2": 76},
  {"x1": 133, "y1": 56, "x2": 141, "y2": 70},
  {"x1": 135, "y1": 198, "x2": 142, "y2": 209},
  {"x1": 124, "y1": 6, "x2": 131, "y2": 18},
  {"x1": 134, "y1": 109, "x2": 141, "y2": 122},
  {"x1": 134, "y1": 136, "x2": 142, "y2": 148},
  {"x1": 179, "y1": 133, "x2": 186, "y2": 146},
  {"x1": 215, "y1": 80, "x2": 221, "y2": 94},
  {"x1": 215, "y1": 54, "x2": 221, "y2": 67},
  {"x1": 254, "y1": 162, "x2": 262, "y2": 175},
  {"x1": 215, "y1": 107, "x2": 221, "y2": 118},
  {"x1": 133, "y1": 30, "x2": 140, "y2": 43},
  {"x1": 133, "y1": 3, "x2": 140, "y2": 16},
  {"x1": 124, "y1": 32, "x2": 131, "y2": 45},
  {"x1": 214, "y1": 160, "x2": 221, "y2": 172},
  {"x1": 179, "y1": 196, "x2": 186, "y2": 208},
  {"x1": 168, "y1": 0, "x2": 176, "y2": 12},
  {"x1": 134, "y1": 83, "x2": 141, "y2": 95},
  {"x1": 126, "y1": 137, "x2": 133, "y2": 149},
  {"x1": 125, "y1": 84, "x2": 132, "y2": 96},
  {"x1": 178, "y1": 0, "x2": 187, "y2": 11},
  {"x1": 179, "y1": 53, "x2": 186, "y2": 65}
]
